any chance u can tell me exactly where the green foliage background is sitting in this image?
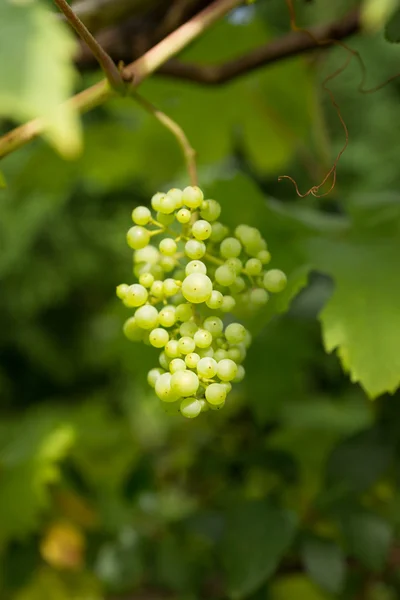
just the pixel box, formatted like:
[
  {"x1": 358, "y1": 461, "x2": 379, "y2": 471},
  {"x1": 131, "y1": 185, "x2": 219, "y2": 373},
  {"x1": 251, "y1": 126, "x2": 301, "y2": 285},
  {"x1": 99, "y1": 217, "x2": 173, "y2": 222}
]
[{"x1": 1, "y1": 0, "x2": 400, "y2": 598}]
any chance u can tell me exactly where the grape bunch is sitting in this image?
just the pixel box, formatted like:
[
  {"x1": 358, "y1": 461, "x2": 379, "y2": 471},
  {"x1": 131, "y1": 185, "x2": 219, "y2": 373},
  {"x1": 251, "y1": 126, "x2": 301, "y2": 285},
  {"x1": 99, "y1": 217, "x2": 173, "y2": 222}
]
[{"x1": 117, "y1": 186, "x2": 287, "y2": 418}]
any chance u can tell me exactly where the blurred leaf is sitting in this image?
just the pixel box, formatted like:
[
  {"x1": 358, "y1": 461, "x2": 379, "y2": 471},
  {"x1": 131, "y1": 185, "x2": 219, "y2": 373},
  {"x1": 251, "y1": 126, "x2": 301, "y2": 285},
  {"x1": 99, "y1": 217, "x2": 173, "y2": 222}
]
[
  {"x1": 302, "y1": 536, "x2": 346, "y2": 594},
  {"x1": 341, "y1": 512, "x2": 393, "y2": 571},
  {"x1": 15, "y1": 567, "x2": 102, "y2": 600},
  {"x1": 270, "y1": 575, "x2": 331, "y2": 600},
  {"x1": 0, "y1": 0, "x2": 81, "y2": 157},
  {"x1": 385, "y1": 7, "x2": 400, "y2": 41},
  {"x1": 221, "y1": 500, "x2": 296, "y2": 599}
]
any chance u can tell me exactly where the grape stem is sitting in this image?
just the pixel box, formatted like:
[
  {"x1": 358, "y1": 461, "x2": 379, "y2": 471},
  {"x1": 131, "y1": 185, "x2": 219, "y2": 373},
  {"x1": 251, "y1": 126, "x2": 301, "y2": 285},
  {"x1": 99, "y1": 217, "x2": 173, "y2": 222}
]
[
  {"x1": 204, "y1": 252, "x2": 224, "y2": 266},
  {"x1": 132, "y1": 91, "x2": 198, "y2": 186}
]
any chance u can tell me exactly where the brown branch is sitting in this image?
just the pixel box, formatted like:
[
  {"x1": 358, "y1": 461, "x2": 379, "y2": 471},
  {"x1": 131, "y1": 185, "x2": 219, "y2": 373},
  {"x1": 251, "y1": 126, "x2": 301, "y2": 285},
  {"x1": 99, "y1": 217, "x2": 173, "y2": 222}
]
[
  {"x1": 157, "y1": 9, "x2": 360, "y2": 85},
  {"x1": 54, "y1": 0, "x2": 125, "y2": 91}
]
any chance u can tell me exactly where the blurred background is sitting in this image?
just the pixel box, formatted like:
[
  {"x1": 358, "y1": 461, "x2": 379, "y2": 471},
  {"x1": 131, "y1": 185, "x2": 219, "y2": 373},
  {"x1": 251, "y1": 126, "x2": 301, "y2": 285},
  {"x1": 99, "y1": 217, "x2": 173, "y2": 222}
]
[{"x1": 1, "y1": 0, "x2": 400, "y2": 598}]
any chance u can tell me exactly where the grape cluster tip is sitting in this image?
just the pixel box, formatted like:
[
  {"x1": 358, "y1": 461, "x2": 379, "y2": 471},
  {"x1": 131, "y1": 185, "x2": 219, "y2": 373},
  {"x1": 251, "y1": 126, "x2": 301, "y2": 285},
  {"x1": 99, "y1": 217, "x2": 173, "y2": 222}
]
[{"x1": 117, "y1": 186, "x2": 287, "y2": 418}]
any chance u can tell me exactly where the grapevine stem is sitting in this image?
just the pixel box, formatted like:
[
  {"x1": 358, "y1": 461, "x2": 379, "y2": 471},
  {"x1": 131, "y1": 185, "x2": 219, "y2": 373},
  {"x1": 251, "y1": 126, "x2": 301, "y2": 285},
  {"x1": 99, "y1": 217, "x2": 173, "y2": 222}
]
[
  {"x1": 204, "y1": 252, "x2": 224, "y2": 266},
  {"x1": 132, "y1": 92, "x2": 198, "y2": 186}
]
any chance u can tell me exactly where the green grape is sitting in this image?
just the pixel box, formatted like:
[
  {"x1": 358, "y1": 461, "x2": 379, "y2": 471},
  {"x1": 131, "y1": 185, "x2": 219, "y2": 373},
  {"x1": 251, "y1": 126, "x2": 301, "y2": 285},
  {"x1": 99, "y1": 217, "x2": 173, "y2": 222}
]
[
  {"x1": 197, "y1": 347, "x2": 214, "y2": 358},
  {"x1": 176, "y1": 208, "x2": 191, "y2": 224},
  {"x1": 222, "y1": 382, "x2": 232, "y2": 394},
  {"x1": 185, "y1": 239, "x2": 206, "y2": 260},
  {"x1": 263, "y1": 269, "x2": 287, "y2": 293},
  {"x1": 198, "y1": 398, "x2": 209, "y2": 412},
  {"x1": 175, "y1": 303, "x2": 192, "y2": 322},
  {"x1": 185, "y1": 352, "x2": 200, "y2": 368},
  {"x1": 200, "y1": 199, "x2": 221, "y2": 221},
  {"x1": 159, "y1": 306, "x2": 176, "y2": 327},
  {"x1": 243, "y1": 330, "x2": 252, "y2": 349},
  {"x1": 149, "y1": 264, "x2": 164, "y2": 280},
  {"x1": 155, "y1": 372, "x2": 180, "y2": 402},
  {"x1": 185, "y1": 260, "x2": 207, "y2": 275},
  {"x1": 197, "y1": 357, "x2": 217, "y2": 378},
  {"x1": 127, "y1": 226, "x2": 151, "y2": 250},
  {"x1": 147, "y1": 367, "x2": 164, "y2": 388},
  {"x1": 225, "y1": 323, "x2": 246, "y2": 344},
  {"x1": 215, "y1": 265, "x2": 236, "y2": 287},
  {"x1": 210, "y1": 222, "x2": 229, "y2": 242},
  {"x1": 158, "y1": 194, "x2": 176, "y2": 214},
  {"x1": 250, "y1": 288, "x2": 269, "y2": 306},
  {"x1": 206, "y1": 290, "x2": 223, "y2": 309},
  {"x1": 123, "y1": 317, "x2": 143, "y2": 341},
  {"x1": 151, "y1": 192, "x2": 165, "y2": 211},
  {"x1": 163, "y1": 279, "x2": 180, "y2": 297},
  {"x1": 233, "y1": 364, "x2": 245, "y2": 382},
  {"x1": 192, "y1": 219, "x2": 212, "y2": 241},
  {"x1": 203, "y1": 316, "x2": 223, "y2": 336},
  {"x1": 205, "y1": 383, "x2": 226, "y2": 406},
  {"x1": 165, "y1": 339, "x2": 181, "y2": 358},
  {"x1": 245, "y1": 258, "x2": 262, "y2": 275},
  {"x1": 151, "y1": 280, "x2": 164, "y2": 298},
  {"x1": 194, "y1": 329, "x2": 213, "y2": 349},
  {"x1": 182, "y1": 185, "x2": 204, "y2": 208},
  {"x1": 180, "y1": 397, "x2": 202, "y2": 419},
  {"x1": 139, "y1": 273, "x2": 154, "y2": 288},
  {"x1": 167, "y1": 188, "x2": 183, "y2": 208},
  {"x1": 124, "y1": 284, "x2": 148, "y2": 307},
  {"x1": 134, "y1": 245, "x2": 159, "y2": 265},
  {"x1": 156, "y1": 211, "x2": 175, "y2": 226},
  {"x1": 211, "y1": 348, "x2": 227, "y2": 362},
  {"x1": 220, "y1": 237, "x2": 242, "y2": 259},
  {"x1": 178, "y1": 336, "x2": 196, "y2": 355},
  {"x1": 159, "y1": 351, "x2": 171, "y2": 370},
  {"x1": 227, "y1": 345, "x2": 246, "y2": 363},
  {"x1": 221, "y1": 295, "x2": 236, "y2": 312},
  {"x1": 149, "y1": 327, "x2": 169, "y2": 348},
  {"x1": 159, "y1": 256, "x2": 176, "y2": 273},
  {"x1": 135, "y1": 305, "x2": 159, "y2": 329},
  {"x1": 225, "y1": 258, "x2": 243, "y2": 275},
  {"x1": 258, "y1": 250, "x2": 271, "y2": 264},
  {"x1": 216, "y1": 358, "x2": 238, "y2": 382},
  {"x1": 230, "y1": 277, "x2": 246, "y2": 294},
  {"x1": 159, "y1": 238, "x2": 177, "y2": 256},
  {"x1": 169, "y1": 358, "x2": 187, "y2": 373},
  {"x1": 132, "y1": 206, "x2": 151, "y2": 225},
  {"x1": 116, "y1": 283, "x2": 129, "y2": 299},
  {"x1": 171, "y1": 369, "x2": 199, "y2": 396},
  {"x1": 181, "y1": 273, "x2": 213, "y2": 304},
  {"x1": 179, "y1": 321, "x2": 198, "y2": 337}
]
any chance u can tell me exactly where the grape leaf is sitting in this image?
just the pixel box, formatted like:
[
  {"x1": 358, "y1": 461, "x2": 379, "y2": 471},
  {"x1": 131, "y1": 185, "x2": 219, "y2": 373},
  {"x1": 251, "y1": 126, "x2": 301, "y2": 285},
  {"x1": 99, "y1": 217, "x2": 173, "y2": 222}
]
[
  {"x1": 0, "y1": 0, "x2": 81, "y2": 157},
  {"x1": 341, "y1": 512, "x2": 393, "y2": 571},
  {"x1": 309, "y1": 237, "x2": 400, "y2": 398},
  {"x1": 302, "y1": 536, "x2": 346, "y2": 594}
]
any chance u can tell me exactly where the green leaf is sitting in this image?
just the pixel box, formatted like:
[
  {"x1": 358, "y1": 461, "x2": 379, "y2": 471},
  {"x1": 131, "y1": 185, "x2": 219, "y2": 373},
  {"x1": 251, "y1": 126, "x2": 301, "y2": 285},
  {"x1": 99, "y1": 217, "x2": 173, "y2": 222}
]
[
  {"x1": 309, "y1": 237, "x2": 400, "y2": 398},
  {"x1": 385, "y1": 7, "x2": 400, "y2": 41},
  {"x1": 302, "y1": 536, "x2": 346, "y2": 594},
  {"x1": 0, "y1": 0, "x2": 81, "y2": 157},
  {"x1": 0, "y1": 169, "x2": 6, "y2": 188},
  {"x1": 341, "y1": 512, "x2": 393, "y2": 571},
  {"x1": 221, "y1": 500, "x2": 296, "y2": 599},
  {"x1": 270, "y1": 575, "x2": 331, "y2": 600}
]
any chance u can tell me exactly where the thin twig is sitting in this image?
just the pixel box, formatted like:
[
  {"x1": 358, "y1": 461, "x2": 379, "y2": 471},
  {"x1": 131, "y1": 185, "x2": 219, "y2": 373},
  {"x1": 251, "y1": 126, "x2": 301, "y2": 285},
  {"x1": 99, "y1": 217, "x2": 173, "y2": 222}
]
[
  {"x1": 53, "y1": 0, "x2": 125, "y2": 92},
  {"x1": 132, "y1": 92, "x2": 197, "y2": 186},
  {"x1": 0, "y1": 0, "x2": 244, "y2": 159}
]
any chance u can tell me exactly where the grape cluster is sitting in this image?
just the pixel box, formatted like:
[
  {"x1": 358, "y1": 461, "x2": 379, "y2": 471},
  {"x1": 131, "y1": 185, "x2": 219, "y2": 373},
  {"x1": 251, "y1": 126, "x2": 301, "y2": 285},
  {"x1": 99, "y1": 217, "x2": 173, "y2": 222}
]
[{"x1": 117, "y1": 186, "x2": 287, "y2": 418}]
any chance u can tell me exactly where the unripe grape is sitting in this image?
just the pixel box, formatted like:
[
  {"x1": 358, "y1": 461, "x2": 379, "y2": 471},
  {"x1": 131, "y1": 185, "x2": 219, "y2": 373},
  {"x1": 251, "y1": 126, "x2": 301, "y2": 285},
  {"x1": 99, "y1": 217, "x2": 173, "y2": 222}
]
[
  {"x1": 206, "y1": 290, "x2": 223, "y2": 309},
  {"x1": 225, "y1": 258, "x2": 243, "y2": 275},
  {"x1": 258, "y1": 250, "x2": 271, "y2": 264},
  {"x1": 205, "y1": 383, "x2": 226, "y2": 406},
  {"x1": 185, "y1": 239, "x2": 206, "y2": 260},
  {"x1": 159, "y1": 238, "x2": 177, "y2": 256},
  {"x1": 124, "y1": 284, "x2": 148, "y2": 307},
  {"x1": 217, "y1": 358, "x2": 238, "y2": 382},
  {"x1": 139, "y1": 273, "x2": 154, "y2": 288},
  {"x1": 181, "y1": 273, "x2": 213, "y2": 304},
  {"x1": 200, "y1": 199, "x2": 221, "y2": 222},
  {"x1": 197, "y1": 347, "x2": 214, "y2": 358},
  {"x1": 159, "y1": 306, "x2": 176, "y2": 328},
  {"x1": 134, "y1": 245, "x2": 159, "y2": 265},
  {"x1": 132, "y1": 206, "x2": 151, "y2": 225},
  {"x1": 194, "y1": 329, "x2": 213, "y2": 349},
  {"x1": 245, "y1": 258, "x2": 262, "y2": 276},
  {"x1": 178, "y1": 336, "x2": 196, "y2": 355},
  {"x1": 151, "y1": 280, "x2": 164, "y2": 298},
  {"x1": 182, "y1": 186, "x2": 204, "y2": 208},
  {"x1": 243, "y1": 330, "x2": 252, "y2": 349},
  {"x1": 250, "y1": 288, "x2": 269, "y2": 306},
  {"x1": 180, "y1": 397, "x2": 202, "y2": 419},
  {"x1": 230, "y1": 277, "x2": 246, "y2": 294},
  {"x1": 171, "y1": 370, "x2": 199, "y2": 397},
  {"x1": 220, "y1": 237, "x2": 242, "y2": 259},
  {"x1": 185, "y1": 353, "x2": 200, "y2": 369},
  {"x1": 167, "y1": 188, "x2": 183, "y2": 209},
  {"x1": 203, "y1": 316, "x2": 224, "y2": 336},
  {"x1": 147, "y1": 367, "x2": 164, "y2": 388},
  {"x1": 221, "y1": 295, "x2": 236, "y2": 312},
  {"x1": 185, "y1": 260, "x2": 207, "y2": 276},
  {"x1": 156, "y1": 211, "x2": 175, "y2": 226},
  {"x1": 175, "y1": 303, "x2": 192, "y2": 322},
  {"x1": 214, "y1": 349, "x2": 228, "y2": 361},
  {"x1": 210, "y1": 222, "x2": 229, "y2": 242},
  {"x1": 151, "y1": 192, "x2": 165, "y2": 211},
  {"x1": 233, "y1": 364, "x2": 245, "y2": 382},
  {"x1": 135, "y1": 305, "x2": 159, "y2": 329},
  {"x1": 173, "y1": 269, "x2": 186, "y2": 282},
  {"x1": 155, "y1": 372, "x2": 180, "y2": 402},
  {"x1": 159, "y1": 351, "x2": 171, "y2": 370},
  {"x1": 192, "y1": 219, "x2": 212, "y2": 241},
  {"x1": 163, "y1": 279, "x2": 180, "y2": 297},
  {"x1": 263, "y1": 269, "x2": 287, "y2": 293},
  {"x1": 165, "y1": 339, "x2": 181, "y2": 358},
  {"x1": 149, "y1": 264, "x2": 164, "y2": 280},
  {"x1": 225, "y1": 323, "x2": 246, "y2": 344},
  {"x1": 222, "y1": 382, "x2": 232, "y2": 394},
  {"x1": 116, "y1": 283, "x2": 129, "y2": 299},
  {"x1": 176, "y1": 208, "x2": 191, "y2": 224},
  {"x1": 149, "y1": 327, "x2": 169, "y2": 348},
  {"x1": 179, "y1": 321, "x2": 198, "y2": 337},
  {"x1": 123, "y1": 317, "x2": 143, "y2": 341},
  {"x1": 158, "y1": 194, "x2": 176, "y2": 214},
  {"x1": 197, "y1": 357, "x2": 218, "y2": 378},
  {"x1": 159, "y1": 256, "x2": 176, "y2": 273},
  {"x1": 198, "y1": 399, "x2": 209, "y2": 412},
  {"x1": 215, "y1": 265, "x2": 236, "y2": 287},
  {"x1": 127, "y1": 226, "x2": 151, "y2": 250},
  {"x1": 227, "y1": 345, "x2": 246, "y2": 363},
  {"x1": 169, "y1": 358, "x2": 187, "y2": 373}
]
